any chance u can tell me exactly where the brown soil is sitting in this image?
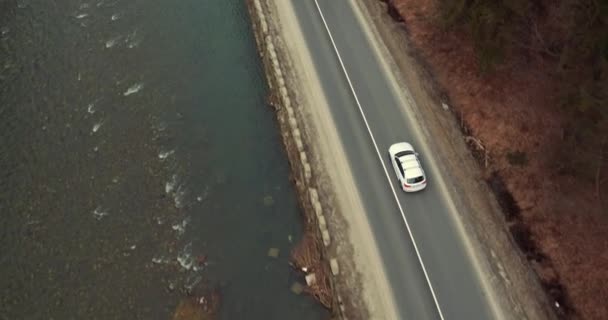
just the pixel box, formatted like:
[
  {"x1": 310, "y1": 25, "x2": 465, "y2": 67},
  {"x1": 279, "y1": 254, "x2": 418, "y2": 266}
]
[{"x1": 382, "y1": 0, "x2": 608, "y2": 319}]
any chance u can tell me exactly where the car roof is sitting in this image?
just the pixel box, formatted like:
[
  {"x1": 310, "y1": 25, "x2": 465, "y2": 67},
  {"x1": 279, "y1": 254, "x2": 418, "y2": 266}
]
[
  {"x1": 398, "y1": 154, "x2": 424, "y2": 178},
  {"x1": 399, "y1": 154, "x2": 419, "y2": 168}
]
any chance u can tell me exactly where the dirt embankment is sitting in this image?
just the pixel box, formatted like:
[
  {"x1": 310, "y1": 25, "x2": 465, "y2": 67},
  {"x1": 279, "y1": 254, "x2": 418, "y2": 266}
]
[
  {"x1": 377, "y1": 0, "x2": 608, "y2": 319},
  {"x1": 245, "y1": 0, "x2": 336, "y2": 311},
  {"x1": 245, "y1": 0, "x2": 366, "y2": 319}
]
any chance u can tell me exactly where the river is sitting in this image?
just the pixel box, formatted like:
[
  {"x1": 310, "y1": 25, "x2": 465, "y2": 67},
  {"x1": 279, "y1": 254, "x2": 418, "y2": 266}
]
[{"x1": 0, "y1": 0, "x2": 327, "y2": 319}]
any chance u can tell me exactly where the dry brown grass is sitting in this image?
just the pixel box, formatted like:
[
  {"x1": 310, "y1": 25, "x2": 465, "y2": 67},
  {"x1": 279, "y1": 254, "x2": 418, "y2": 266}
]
[
  {"x1": 387, "y1": 0, "x2": 608, "y2": 318},
  {"x1": 291, "y1": 231, "x2": 334, "y2": 310}
]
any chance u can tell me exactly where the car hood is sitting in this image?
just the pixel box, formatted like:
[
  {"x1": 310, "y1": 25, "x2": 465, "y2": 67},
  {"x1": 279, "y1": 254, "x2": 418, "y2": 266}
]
[{"x1": 389, "y1": 142, "x2": 413, "y2": 155}]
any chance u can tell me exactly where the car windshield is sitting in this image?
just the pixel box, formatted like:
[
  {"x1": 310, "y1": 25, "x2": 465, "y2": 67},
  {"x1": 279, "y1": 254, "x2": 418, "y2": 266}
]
[
  {"x1": 396, "y1": 150, "x2": 414, "y2": 158},
  {"x1": 406, "y1": 176, "x2": 424, "y2": 184}
]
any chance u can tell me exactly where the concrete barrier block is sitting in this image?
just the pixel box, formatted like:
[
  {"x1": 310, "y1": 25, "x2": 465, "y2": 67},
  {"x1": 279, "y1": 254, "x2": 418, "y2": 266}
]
[
  {"x1": 322, "y1": 230, "x2": 331, "y2": 247},
  {"x1": 279, "y1": 87, "x2": 288, "y2": 100},
  {"x1": 330, "y1": 258, "x2": 340, "y2": 276},
  {"x1": 304, "y1": 163, "x2": 312, "y2": 181},
  {"x1": 300, "y1": 151, "x2": 307, "y2": 164},
  {"x1": 272, "y1": 58, "x2": 279, "y2": 70},
  {"x1": 314, "y1": 201, "x2": 322, "y2": 218},
  {"x1": 261, "y1": 20, "x2": 268, "y2": 34},
  {"x1": 318, "y1": 215, "x2": 326, "y2": 230},
  {"x1": 309, "y1": 188, "x2": 318, "y2": 202},
  {"x1": 276, "y1": 67, "x2": 284, "y2": 80},
  {"x1": 288, "y1": 117, "x2": 297, "y2": 129}
]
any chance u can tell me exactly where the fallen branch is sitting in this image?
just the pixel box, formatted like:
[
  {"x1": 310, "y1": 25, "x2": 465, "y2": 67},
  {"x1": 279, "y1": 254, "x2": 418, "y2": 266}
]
[
  {"x1": 465, "y1": 136, "x2": 490, "y2": 168},
  {"x1": 291, "y1": 230, "x2": 333, "y2": 309}
]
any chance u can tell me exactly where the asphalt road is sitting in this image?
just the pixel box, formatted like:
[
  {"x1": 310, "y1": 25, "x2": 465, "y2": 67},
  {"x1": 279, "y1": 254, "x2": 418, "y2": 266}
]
[{"x1": 289, "y1": 1, "x2": 496, "y2": 319}]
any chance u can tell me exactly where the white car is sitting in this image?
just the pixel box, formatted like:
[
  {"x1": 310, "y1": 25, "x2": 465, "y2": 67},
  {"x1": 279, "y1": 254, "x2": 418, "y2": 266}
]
[{"x1": 388, "y1": 142, "x2": 427, "y2": 192}]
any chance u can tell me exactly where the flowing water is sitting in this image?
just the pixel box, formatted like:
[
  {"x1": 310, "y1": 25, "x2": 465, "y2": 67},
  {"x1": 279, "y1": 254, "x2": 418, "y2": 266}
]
[{"x1": 0, "y1": 0, "x2": 327, "y2": 319}]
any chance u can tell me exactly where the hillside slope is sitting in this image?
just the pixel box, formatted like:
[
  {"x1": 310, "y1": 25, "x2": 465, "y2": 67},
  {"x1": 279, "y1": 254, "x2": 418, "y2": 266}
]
[{"x1": 383, "y1": 0, "x2": 608, "y2": 319}]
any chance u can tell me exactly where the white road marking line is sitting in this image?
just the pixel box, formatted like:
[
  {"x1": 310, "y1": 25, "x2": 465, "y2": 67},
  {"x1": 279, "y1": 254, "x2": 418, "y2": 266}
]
[{"x1": 311, "y1": 1, "x2": 446, "y2": 319}]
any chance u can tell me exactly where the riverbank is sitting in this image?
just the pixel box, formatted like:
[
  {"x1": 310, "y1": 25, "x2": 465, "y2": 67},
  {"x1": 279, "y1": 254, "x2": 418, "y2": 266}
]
[
  {"x1": 245, "y1": 0, "x2": 338, "y2": 315},
  {"x1": 366, "y1": 0, "x2": 608, "y2": 319}
]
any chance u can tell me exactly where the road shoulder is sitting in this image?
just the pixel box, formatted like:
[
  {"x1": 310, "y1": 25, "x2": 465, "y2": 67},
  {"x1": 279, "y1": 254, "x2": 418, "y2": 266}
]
[{"x1": 269, "y1": 2, "x2": 401, "y2": 319}]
